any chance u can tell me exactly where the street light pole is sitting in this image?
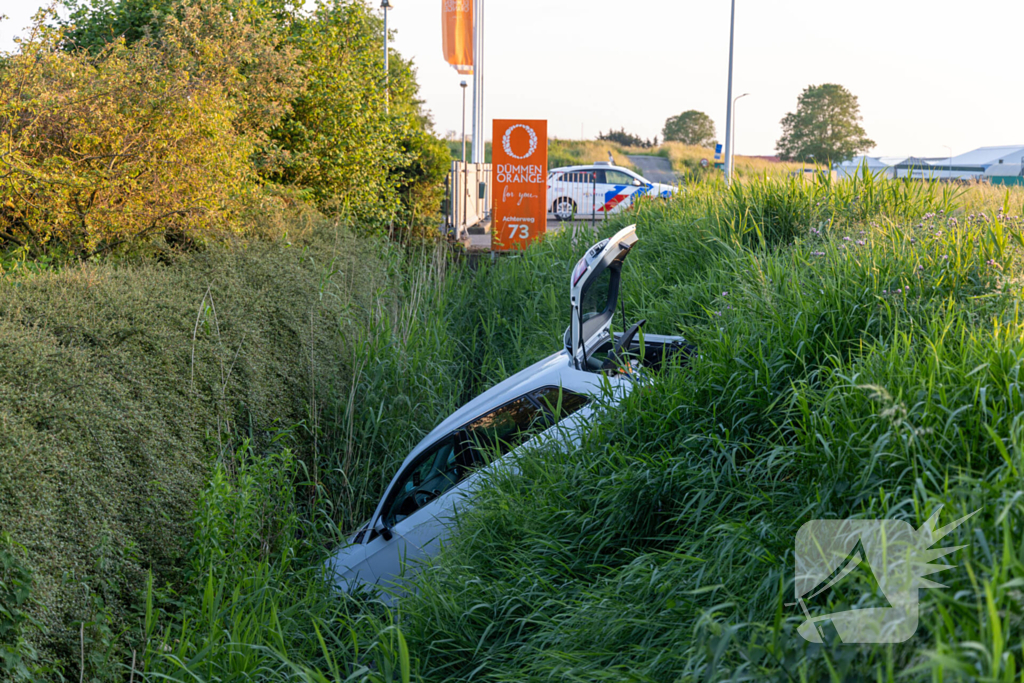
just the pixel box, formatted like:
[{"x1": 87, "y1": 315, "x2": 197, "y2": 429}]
[
  {"x1": 730, "y1": 92, "x2": 749, "y2": 176},
  {"x1": 471, "y1": 0, "x2": 485, "y2": 164},
  {"x1": 460, "y1": 81, "x2": 468, "y2": 163},
  {"x1": 460, "y1": 80, "x2": 468, "y2": 241},
  {"x1": 381, "y1": 0, "x2": 392, "y2": 114},
  {"x1": 723, "y1": 0, "x2": 737, "y2": 184}
]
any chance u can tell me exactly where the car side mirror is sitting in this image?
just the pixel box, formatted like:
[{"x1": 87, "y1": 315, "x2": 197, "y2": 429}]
[
  {"x1": 374, "y1": 516, "x2": 394, "y2": 541},
  {"x1": 632, "y1": 179, "x2": 642, "y2": 187}
]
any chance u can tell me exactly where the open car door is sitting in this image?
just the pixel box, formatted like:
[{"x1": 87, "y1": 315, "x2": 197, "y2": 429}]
[
  {"x1": 565, "y1": 225, "x2": 637, "y2": 369},
  {"x1": 565, "y1": 224, "x2": 692, "y2": 374}
]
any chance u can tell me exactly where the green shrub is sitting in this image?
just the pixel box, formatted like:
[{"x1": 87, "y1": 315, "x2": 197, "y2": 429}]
[
  {"x1": 0, "y1": 223, "x2": 384, "y2": 671},
  {"x1": 0, "y1": 535, "x2": 46, "y2": 683},
  {"x1": 0, "y1": 4, "x2": 301, "y2": 256}
]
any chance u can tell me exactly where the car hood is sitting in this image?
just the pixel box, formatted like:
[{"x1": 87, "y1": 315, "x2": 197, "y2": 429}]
[{"x1": 647, "y1": 182, "x2": 677, "y2": 197}]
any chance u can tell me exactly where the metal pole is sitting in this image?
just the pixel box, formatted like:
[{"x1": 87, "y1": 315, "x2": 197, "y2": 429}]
[
  {"x1": 730, "y1": 92, "x2": 749, "y2": 176},
  {"x1": 471, "y1": 0, "x2": 485, "y2": 164},
  {"x1": 591, "y1": 172, "x2": 596, "y2": 228},
  {"x1": 461, "y1": 81, "x2": 468, "y2": 163},
  {"x1": 461, "y1": 82, "x2": 468, "y2": 241},
  {"x1": 723, "y1": 0, "x2": 736, "y2": 185},
  {"x1": 381, "y1": 1, "x2": 390, "y2": 114}
]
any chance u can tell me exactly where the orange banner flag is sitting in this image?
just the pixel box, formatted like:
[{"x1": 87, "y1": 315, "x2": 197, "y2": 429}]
[{"x1": 442, "y1": 0, "x2": 473, "y2": 75}]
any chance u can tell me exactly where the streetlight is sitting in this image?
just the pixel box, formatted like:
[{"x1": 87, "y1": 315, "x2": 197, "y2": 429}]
[
  {"x1": 381, "y1": 0, "x2": 393, "y2": 113},
  {"x1": 729, "y1": 92, "x2": 749, "y2": 175},
  {"x1": 460, "y1": 80, "x2": 468, "y2": 241},
  {"x1": 460, "y1": 81, "x2": 468, "y2": 163},
  {"x1": 723, "y1": 0, "x2": 737, "y2": 184}
]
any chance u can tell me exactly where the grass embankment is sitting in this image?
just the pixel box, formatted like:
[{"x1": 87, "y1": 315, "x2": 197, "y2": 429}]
[
  {"x1": 8, "y1": 173, "x2": 1024, "y2": 681},
  {"x1": 657, "y1": 140, "x2": 809, "y2": 179},
  {"x1": 0, "y1": 220, "x2": 471, "y2": 679},
  {"x1": 447, "y1": 138, "x2": 809, "y2": 181},
  {"x1": 136, "y1": 175, "x2": 1024, "y2": 683},
  {"x1": 399, "y1": 179, "x2": 1024, "y2": 681},
  {"x1": 444, "y1": 139, "x2": 636, "y2": 170}
]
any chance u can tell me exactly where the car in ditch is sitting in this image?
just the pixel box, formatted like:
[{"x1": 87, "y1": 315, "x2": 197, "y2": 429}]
[
  {"x1": 326, "y1": 225, "x2": 691, "y2": 598},
  {"x1": 547, "y1": 163, "x2": 677, "y2": 221}
]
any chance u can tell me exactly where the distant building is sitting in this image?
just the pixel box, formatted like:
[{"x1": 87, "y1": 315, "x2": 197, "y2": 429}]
[
  {"x1": 987, "y1": 163, "x2": 1024, "y2": 186},
  {"x1": 834, "y1": 145, "x2": 1024, "y2": 184},
  {"x1": 834, "y1": 156, "x2": 912, "y2": 179}
]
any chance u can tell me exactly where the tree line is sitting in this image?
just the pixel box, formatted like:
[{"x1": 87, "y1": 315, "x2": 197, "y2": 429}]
[
  {"x1": 608, "y1": 83, "x2": 874, "y2": 164},
  {"x1": 0, "y1": 0, "x2": 451, "y2": 258}
]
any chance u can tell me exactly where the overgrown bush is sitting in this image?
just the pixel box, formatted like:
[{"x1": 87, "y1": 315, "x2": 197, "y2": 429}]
[
  {"x1": 0, "y1": 0, "x2": 451, "y2": 259},
  {"x1": 10, "y1": 169, "x2": 1024, "y2": 680},
  {"x1": 0, "y1": 536, "x2": 46, "y2": 682},
  {"x1": 0, "y1": 5, "x2": 301, "y2": 256},
  {"x1": 0, "y1": 221, "x2": 389, "y2": 673}
]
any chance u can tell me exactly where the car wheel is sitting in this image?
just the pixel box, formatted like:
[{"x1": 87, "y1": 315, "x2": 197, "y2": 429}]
[{"x1": 552, "y1": 198, "x2": 576, "y2": 221}]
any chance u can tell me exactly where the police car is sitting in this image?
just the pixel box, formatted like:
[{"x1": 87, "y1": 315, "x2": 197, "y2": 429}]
[{"x1": 547, "y1": 163, "x2": 677, "y2": 221}]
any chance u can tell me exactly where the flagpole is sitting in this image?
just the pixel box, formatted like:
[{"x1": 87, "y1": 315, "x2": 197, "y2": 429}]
[
  {"x1": 471, "y1": 0, "x2": 484, "y2": 164},
  {"x1": 723, "y1": 0, "x2": 736, "y2": 184}
]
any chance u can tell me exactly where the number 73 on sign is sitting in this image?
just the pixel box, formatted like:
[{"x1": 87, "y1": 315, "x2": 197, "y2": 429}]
[{"x1": 506, "y1": 224, "x2": 530, "y2": 240}]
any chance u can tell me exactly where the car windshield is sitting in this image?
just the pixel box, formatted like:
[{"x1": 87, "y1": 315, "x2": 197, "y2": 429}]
[{"x1": 532, "y1": 387, "x2": 590, "y2": 421}]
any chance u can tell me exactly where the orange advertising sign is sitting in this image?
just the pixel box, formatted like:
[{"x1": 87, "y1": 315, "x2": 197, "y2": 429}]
[
  {"x1": 492, "y1": 120, "x2": 548, "y2": 251},
  {"x1": 442, "y1": 0, "x2": 473, "y2": 75}
]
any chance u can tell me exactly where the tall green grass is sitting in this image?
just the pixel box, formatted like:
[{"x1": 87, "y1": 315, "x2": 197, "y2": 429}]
[
  {"x1": 393, "y1": 177, "x2": 1024, "y2": 682},
  {"x1": 95, "y1": 173, "x2": 1024, "y2": 682}
]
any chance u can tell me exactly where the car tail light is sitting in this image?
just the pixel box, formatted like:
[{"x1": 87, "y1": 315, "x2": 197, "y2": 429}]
[{"x1": 572, "y1": 257, "x2": 589, "y2": 286}]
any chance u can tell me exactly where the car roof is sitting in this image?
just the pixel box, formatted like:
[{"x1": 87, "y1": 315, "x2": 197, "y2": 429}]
[
  {"x1": 409, "y1": 350, "x2": 601, "y2": 457},
  {"x1": 368, "y1": 350, "x2": 616, "y2": 525},
  {"x1": 549, "y1": 164, "x2": 638, "y2": 175}
]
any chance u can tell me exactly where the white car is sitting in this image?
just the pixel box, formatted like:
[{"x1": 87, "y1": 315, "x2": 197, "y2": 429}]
[
  {"x1": 547, "y1": 163, "x2": 677, "y2": 221},
  {"x1": 326, "y1": 226, "x2": 691, "y2": 598}
]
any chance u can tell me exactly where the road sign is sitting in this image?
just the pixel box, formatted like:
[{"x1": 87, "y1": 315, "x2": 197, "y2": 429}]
[
  {"x1": 700, "y1": 158, "x2": 709, "y2": 169},
  {"x1": 492, "y1": 119, "x2": 547, "y2": 251}
]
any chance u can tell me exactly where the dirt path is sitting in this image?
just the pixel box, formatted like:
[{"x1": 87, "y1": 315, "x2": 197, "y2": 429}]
[{"x1": 627, "y1": 155, "x2": 677, "y2": 185}]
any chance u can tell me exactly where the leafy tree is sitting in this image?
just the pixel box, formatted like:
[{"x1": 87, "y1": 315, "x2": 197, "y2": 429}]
[
  {"x1": 0, "y1": 5, "x2": 283, "y2": 254},
  {"x1": 58, "y1": 0, "x2": 450, "y2": 236},
  {"x1": 58, "y1": 0, "x2": 293, "y2": 52},
  {"x1": 59, "y1": 0, "x2": 177, "y2": 50},
  {"x1": 263, "y1": 1, "x2": 405, "y2": 224},
  {"x1": 776, "y1": 83, "x2": 874, "y2": 163},
  {"x1": 662, "y1": 110, "x2": 716, "y2": 148}
]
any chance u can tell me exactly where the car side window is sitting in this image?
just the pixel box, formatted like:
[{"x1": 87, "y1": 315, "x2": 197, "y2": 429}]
[
  {"x1": 590, "y1": 169, "x2": 607, "y2": 184},
  {"x1": 462, "y1": 396, "x2": 547, "y2": 461},
  {"x1": 378, "y1": 391, "x2": 588, "y2": 531},
  {"x1": 382, "y1": 436, "x2": 460, "y2": 528},
  {"x1": 606, "y1": 170, "x2": 636, "y2": 186},
  {"x1": 559, "y1": 170, "x2": 597, "y2": 185},
  {"x1": 531, "y1": 387, "x2": 590, "y2": 422}
]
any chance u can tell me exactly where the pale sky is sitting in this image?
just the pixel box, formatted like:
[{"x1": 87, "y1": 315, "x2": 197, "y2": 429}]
[{"x1": 3, "y1": 1, "x2": 1022, "y2": 158}]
